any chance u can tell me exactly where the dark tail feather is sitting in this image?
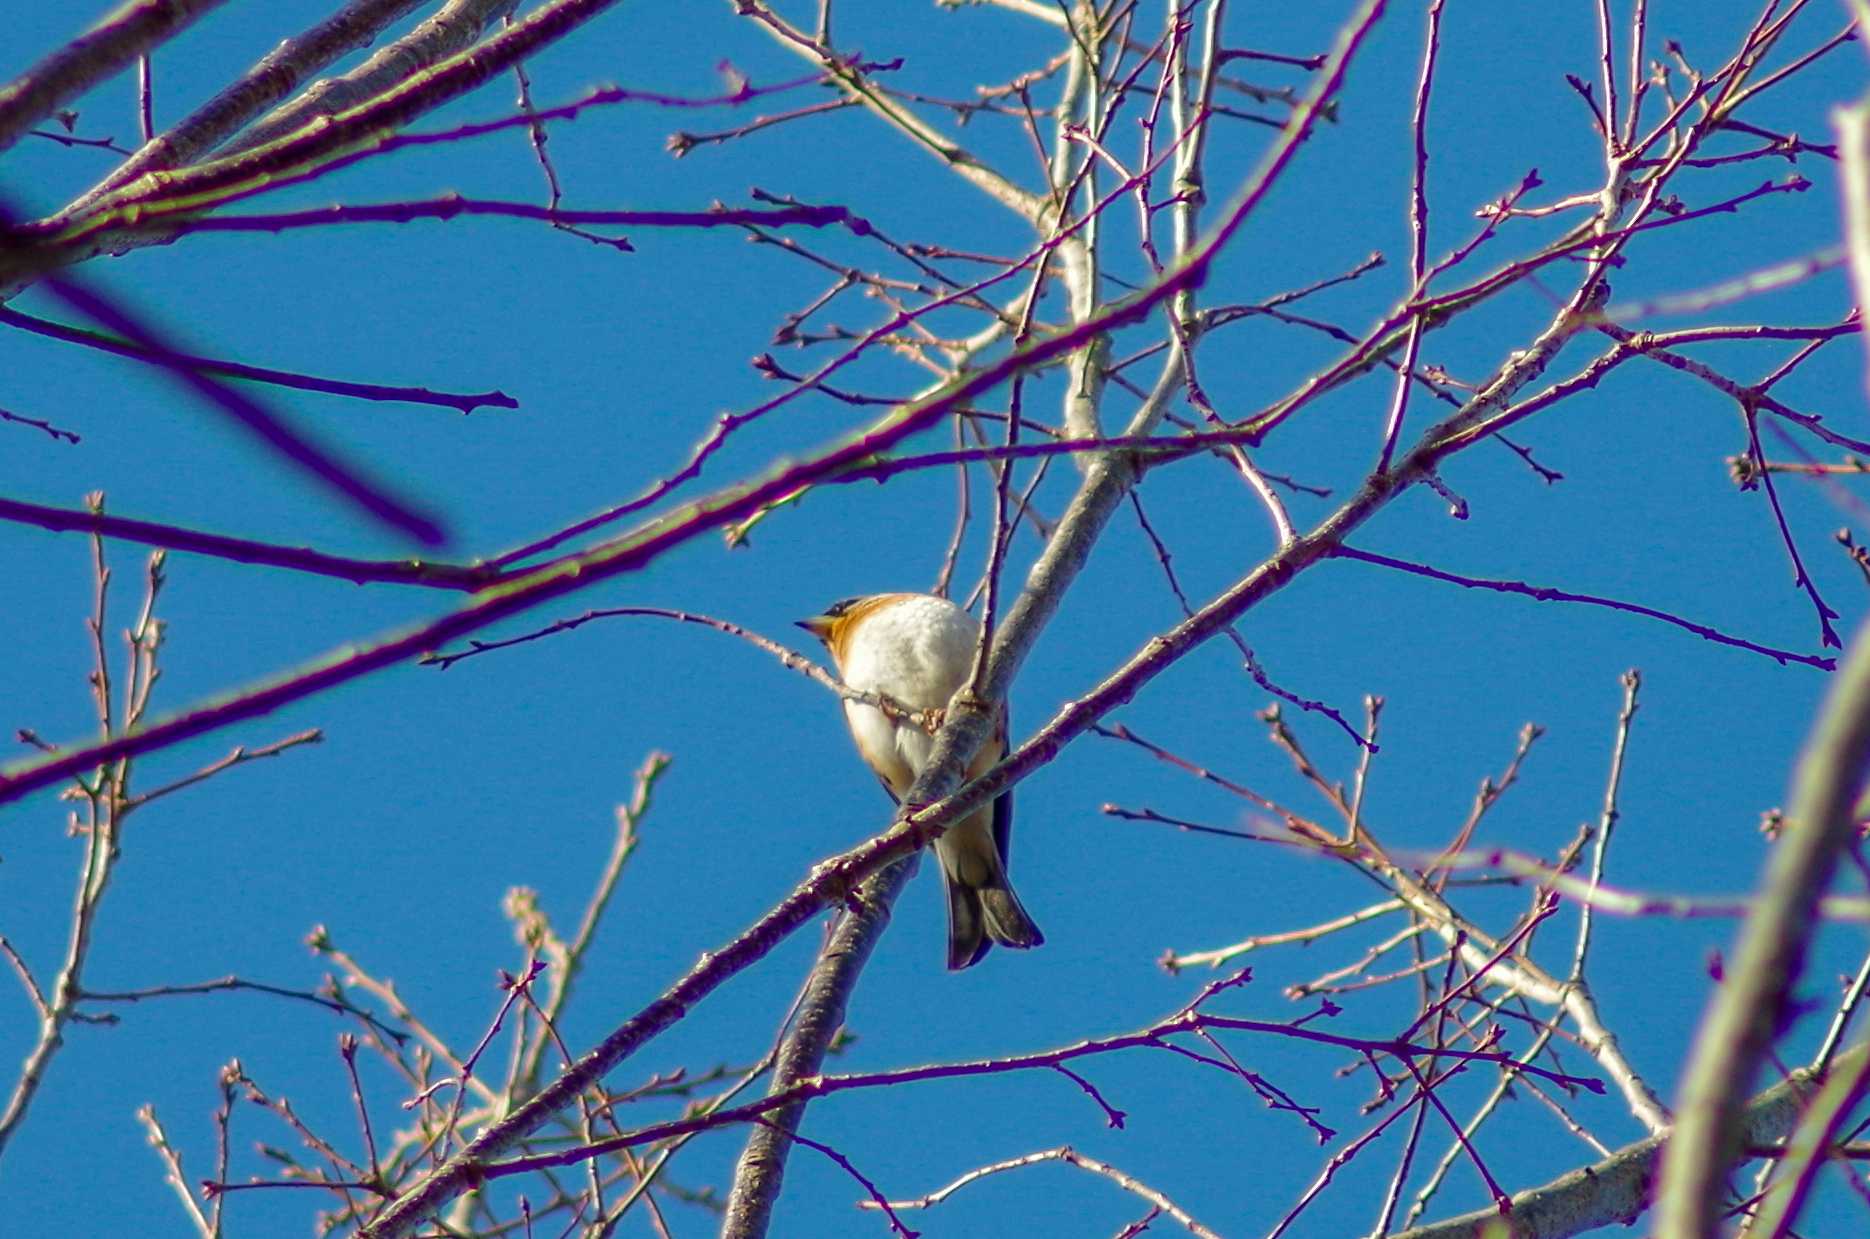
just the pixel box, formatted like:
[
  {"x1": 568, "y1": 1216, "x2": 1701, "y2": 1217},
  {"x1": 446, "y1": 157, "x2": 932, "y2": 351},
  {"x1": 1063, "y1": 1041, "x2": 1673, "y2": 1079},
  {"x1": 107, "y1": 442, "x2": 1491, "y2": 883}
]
[
  {"x1": 945, "y1": 875, "x2": 1044, "y2": 971},
  {"x1": 981, "y1": 885, "x2": 1043, "y2": 950},
  {"x1": 946, "y1": 880, "x2": 991, "y2": 971}
]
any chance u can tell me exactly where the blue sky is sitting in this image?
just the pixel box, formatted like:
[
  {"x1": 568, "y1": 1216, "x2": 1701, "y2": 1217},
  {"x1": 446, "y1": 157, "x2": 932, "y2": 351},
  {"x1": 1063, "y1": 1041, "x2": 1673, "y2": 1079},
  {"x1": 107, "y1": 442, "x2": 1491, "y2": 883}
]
[{"x1": 3, "y1": 2, "x2": 1868, "y2": 1235}]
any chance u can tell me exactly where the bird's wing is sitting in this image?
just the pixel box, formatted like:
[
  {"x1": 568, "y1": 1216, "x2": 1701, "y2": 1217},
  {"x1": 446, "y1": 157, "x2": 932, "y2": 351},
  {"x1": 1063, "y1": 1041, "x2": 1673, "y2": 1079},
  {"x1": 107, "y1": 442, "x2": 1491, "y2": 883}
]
[
  {"x1": 873, "y1": 770, "x2": 902, "y2": 804},
  {"x1": 984, "y1": 702, "x2": 1013, "y2": 863}
]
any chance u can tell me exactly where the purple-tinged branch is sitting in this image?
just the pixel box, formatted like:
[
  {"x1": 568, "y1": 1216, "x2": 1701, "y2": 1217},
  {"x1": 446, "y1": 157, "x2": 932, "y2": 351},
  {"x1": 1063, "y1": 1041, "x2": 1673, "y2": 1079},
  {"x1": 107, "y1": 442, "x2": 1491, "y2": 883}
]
[
  {"x1": 1333, "y1": 545, "x2": 1834, "y2": 670},
  {"x1": 0, "y1": 496, "x2": 491, "y2": 589},
  {"x1": 35, "y1": 266, "x2": 445, "y2": 545},
  {"x1": 140, "y1": 195, "x2": 867, "y2": 240},
  {"x1": 0, "y1": 305, "x2": 517, "y2": 413}
]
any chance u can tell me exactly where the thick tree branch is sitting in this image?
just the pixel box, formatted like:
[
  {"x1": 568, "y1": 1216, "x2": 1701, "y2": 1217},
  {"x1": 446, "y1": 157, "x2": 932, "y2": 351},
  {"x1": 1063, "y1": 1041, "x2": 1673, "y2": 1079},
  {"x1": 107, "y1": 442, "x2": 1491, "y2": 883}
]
[
  {"x1": 718, "y1": 7, "x2": 1376, "y2": 1230},
  {"x1": 718, "y1": 858, "x2": 916, "y2": 1236},
  {"x1": 1395, "y1": 1043, "x2": 1866, "y2": 1239},
  {"x1": 0, "y1": 0, "x2": 1377, "y2": 806},
  {"x1": 1654, "y1": 615, "x2": 1870, "y2": 1230},
  {"x1": 1651, "y1": 66, "x2": 1870, "y2": 1235},
  {"x1": 355, "y1": 9, "x2": 1387, "y2": 1235},
  {"x1": 0, "y1": 0, "x2": 621, "y2": 294},
  {"x1": 0, "y1": 0, "x2": 229, "y2": 158},
  {"x1": 216, "y1": 0, "x2": 518, "y2": 159},
  {"x1": 63, "y1": 0, "x2": 435, "y2": 213}
]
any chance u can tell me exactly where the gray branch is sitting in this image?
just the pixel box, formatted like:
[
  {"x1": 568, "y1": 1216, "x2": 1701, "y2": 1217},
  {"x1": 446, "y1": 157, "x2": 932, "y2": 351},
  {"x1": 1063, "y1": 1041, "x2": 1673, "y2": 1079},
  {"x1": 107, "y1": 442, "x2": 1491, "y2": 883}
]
[
  {"x1": 1394, "y1": 1042, "x2": 1866, "y2": 1239},
  {"x1": 1653, "y1": 619, "x2": 1870, "y2": 1230},
  {"x1": 65, "y1": 0, "x2": 434, "y2": 213},
  {"x1": 718, "y1": 856, "x2": 918, "y2": 1237},
  {"x1": 714, "y1": 8, "x2": 1380, "y2": 1229},
  {"x1": 217, "y1": 0, "x2": 518, "y2": 158},
  {"x1": 717, "y1": 342, "x2": 1189, "y2": 1237},
  {"x1": 0, "y1": 0, "x2": 230, "y2": 159},
  {"x1": 1655, "y1": 106, "x2": 1870, "y2": 1224}
]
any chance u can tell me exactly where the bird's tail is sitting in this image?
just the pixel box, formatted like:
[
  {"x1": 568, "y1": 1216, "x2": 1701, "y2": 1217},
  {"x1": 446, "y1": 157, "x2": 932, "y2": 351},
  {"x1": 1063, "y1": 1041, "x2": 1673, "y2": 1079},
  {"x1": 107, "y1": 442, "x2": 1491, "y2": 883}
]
[{"x1": 940, "y1": 818, "x2": 1044, "y2": 971}]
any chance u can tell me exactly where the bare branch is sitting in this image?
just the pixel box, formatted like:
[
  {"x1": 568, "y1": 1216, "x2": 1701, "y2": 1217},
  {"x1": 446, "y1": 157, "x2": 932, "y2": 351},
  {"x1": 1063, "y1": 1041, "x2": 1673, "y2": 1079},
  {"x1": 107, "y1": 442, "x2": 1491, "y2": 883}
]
[
  {"x1": 0, "y1": 0, "x2": 230, "y2": 159},
  {"x1": 1398, "y1": 1043, "x2": 1869, "y2": 1239}
]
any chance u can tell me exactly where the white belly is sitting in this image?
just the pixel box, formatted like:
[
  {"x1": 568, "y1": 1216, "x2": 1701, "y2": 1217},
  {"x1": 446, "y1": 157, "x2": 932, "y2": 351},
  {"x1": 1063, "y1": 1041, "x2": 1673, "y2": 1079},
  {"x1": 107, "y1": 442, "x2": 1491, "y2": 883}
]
[{"x1": 837, "y1": 595, "x2": 980, "y2": 795}]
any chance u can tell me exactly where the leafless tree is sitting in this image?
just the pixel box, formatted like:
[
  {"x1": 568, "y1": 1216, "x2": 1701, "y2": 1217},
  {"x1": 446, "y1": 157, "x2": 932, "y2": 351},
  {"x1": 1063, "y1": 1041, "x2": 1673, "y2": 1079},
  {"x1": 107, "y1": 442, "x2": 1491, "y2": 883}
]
[{"x1": 4, "y1": 2, "x2": 1870, "y2": 1237}]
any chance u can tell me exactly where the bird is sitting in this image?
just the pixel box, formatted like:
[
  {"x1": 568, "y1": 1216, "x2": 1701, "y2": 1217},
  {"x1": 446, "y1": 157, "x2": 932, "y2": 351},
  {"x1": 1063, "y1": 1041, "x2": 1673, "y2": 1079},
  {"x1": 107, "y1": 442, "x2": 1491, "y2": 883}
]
[{"x1": 798, "y1": 592, "x2": 1044, "y2": 970}]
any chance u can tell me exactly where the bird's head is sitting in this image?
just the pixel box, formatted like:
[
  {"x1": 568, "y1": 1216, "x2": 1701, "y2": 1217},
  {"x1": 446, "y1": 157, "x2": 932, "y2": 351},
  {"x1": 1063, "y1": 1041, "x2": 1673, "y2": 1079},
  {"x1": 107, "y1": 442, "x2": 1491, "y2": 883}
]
[{"x1": 795, "y1": 596, "x2": 866, "y2": 650}]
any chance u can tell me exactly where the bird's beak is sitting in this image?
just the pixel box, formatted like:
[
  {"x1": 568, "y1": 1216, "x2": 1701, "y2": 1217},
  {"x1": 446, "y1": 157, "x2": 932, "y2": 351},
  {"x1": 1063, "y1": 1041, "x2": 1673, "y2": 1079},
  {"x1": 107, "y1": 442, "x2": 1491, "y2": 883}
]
[{"x1": 796, "y1": 614, "x2": 833, "y2": 640}]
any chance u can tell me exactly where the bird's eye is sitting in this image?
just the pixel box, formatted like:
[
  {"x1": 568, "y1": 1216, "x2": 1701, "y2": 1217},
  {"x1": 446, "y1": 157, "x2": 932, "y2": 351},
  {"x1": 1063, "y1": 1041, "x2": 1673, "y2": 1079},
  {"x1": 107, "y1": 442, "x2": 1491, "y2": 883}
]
[{"x1": 827, "y1": 597, "x2": 860, "y2": 617}]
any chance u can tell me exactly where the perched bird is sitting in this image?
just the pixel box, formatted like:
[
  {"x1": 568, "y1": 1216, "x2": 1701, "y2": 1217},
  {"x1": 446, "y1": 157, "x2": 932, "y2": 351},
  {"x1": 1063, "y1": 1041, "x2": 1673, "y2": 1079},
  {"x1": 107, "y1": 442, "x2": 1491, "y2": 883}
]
[{"x1": 798, "y1": 592, "x2": 1044, "y2": 970}]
